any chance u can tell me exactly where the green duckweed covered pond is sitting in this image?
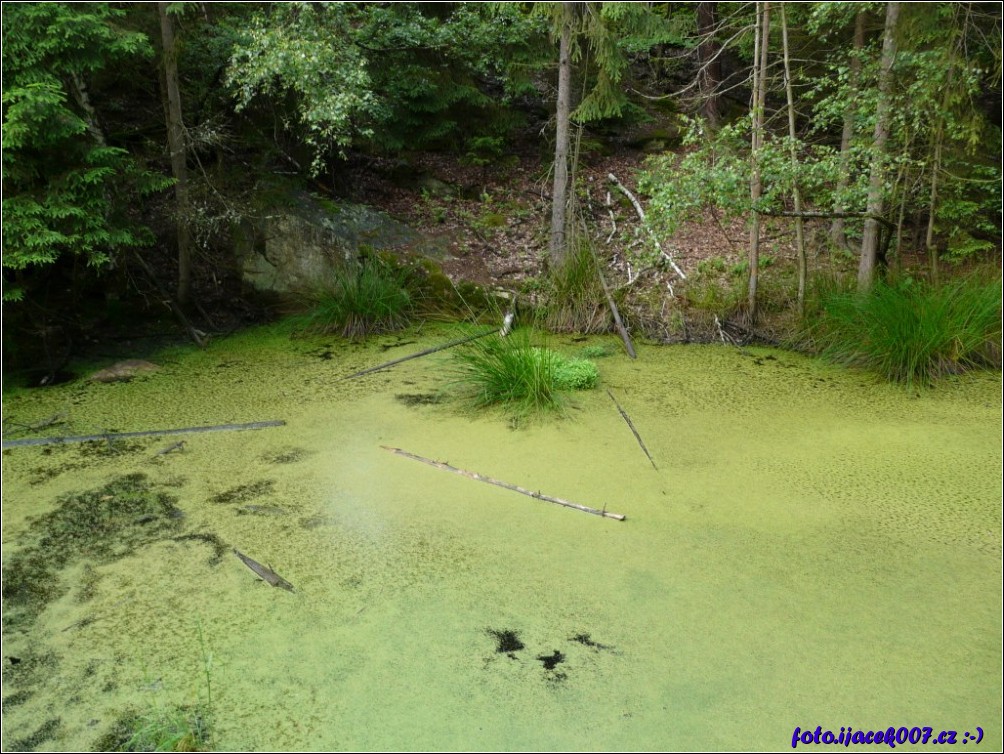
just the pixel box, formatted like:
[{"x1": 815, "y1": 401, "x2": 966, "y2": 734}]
[{"x1": 2, "y1": 322, "x2": 1000, "y2": 751}]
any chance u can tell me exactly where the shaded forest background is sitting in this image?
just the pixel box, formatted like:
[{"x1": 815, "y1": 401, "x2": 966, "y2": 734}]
[{"x1": 2, "y1": 2, "x2": 1001, "y2": 380}]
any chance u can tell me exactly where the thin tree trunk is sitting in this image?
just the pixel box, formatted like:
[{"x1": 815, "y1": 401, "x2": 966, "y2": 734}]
[
  {"x1": 858, "y1": 1, "x2": 900, "y2": 292},
  {"x1": 830, "y1": 11, "x2": 865, "y2": 249},
  {"x1": 697, "y1": 2, "x2": 722, "y2": 128},
  {"x1": 926, "y1": 129, "x2": 943, "y2": 284},
  {"x1": 549, "y1": 2, "x2": 575, "y2": 266},
  {"x1": 159, "y1": 2, "x2": 193, "y2": 305},
  {"x1": 748, "y1": 1, "x2": 770, "y2": 322},
  {"x1": 780, "y1": 4, "x2": 806, "y2": 316}
]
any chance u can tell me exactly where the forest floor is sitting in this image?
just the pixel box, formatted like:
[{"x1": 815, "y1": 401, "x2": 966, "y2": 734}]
[{"x1": 333, "y1": 134, "x2": 871, "y2": 344}]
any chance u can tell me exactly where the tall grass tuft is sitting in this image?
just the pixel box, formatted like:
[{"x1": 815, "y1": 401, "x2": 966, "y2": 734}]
[
  {"x1": 809, "y1": 275, "x2": 1001, "y2": 385},
  {"x1": 452, "y1": 329, "x2": 599, "y2": 420},
  {"x1": 542, "y1": 239, "x2": 610, "y2": 333},
  {"x1": 298, "y1": 258, "x2": 414, "y2": 340}
]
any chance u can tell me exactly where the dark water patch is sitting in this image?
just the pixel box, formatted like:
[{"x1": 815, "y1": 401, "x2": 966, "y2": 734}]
[
  {"x1": 210, "y1": 479, "x2": 274, "y2": 505},
  {"x1": 536, "y1": 650, "x2": 566, "y2": 671},
  {"x1": 173, "y1": 532, "x2": 230, "y2": 565},
  {"x1": 570, "y1": 633, "x2": 615, "y2": 651},
  {"x1": 381, "y1": 340, "x2": 416, "y2": 352},
  {"x1": 261, "y1": 447, "x2": 308, "y2": 464},
  {"x1": 2, "y1": 474, "x2": 182, "y2": 626},
  {"x1": 2, "y1": 649, "x2": 59, "y2": 687},
  {"x1": 76, "y1": 565, "x2": 103, "y2": 603},
  {"x1": 26, "y1": 439, "x2": 149, "y2": 486},
  {"x1": 488, "y1": 628, "x2": 525, "y2": 656},
  {"x1": 300, "y1": 515, "x2": 337, "y2": 529},
  {"x1": 395, "y1": 393, "x2": 443, "y2": 407},
  {"x1": 1, "y1": 689, "x2": 32, "y2": 713},
  {"x1": 237, "y1": 505, "x2": 287, "y2": 517},
  {"x1": 6, "y1": 717, "x2": 61, "y2": 751}
]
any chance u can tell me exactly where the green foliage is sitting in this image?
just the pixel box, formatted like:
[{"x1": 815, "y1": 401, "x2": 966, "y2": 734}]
[
  {"x1": 226, "y1": 3, "x2": 545, "y2": 167},
  {"x1": 552, "y1": 356, "x2": 600, "y2": 390},
  {"x1": 453, "y1": 330, "x2": 599, "y2": 419},
  {"x1": 808, "y1": 276, "x2": 1002, "y2": 385},
  {"x1": 1, "y1": 2, "x2": 170, "y2": 301},
  {"x1": 226, "y1": 3, "x2": 378, "y2": 174},
  {"x1": 536, "y1": 3, "x2": 686, "y2": 124},
  {"x1": 296, "y1": 258, "x2": 415, "y2": 340}
]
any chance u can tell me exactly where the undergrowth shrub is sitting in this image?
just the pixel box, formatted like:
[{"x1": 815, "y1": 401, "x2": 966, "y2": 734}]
[
  {"x1": 808, "y1": 275, "x2": 1001, "y2": 385},
  {"x1": 296, "y1": 258, "x2": 415, "y2": 340},
  {"x1": 541, "y1": 240, "x2": 610, "y2": 333}
]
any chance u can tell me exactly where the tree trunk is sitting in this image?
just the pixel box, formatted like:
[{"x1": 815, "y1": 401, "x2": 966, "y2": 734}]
[
  {"x1": 748, "y1": 1, "x2": 770, "y2": 322},
  {"x1": 858, "y1": 1, "x2": 900, "y2": 292},
  {"x1": 549, "y1": 2, "x2": 575, "y2": 267},
  {"x1": 780, "y1": 4, "x2": 806, "y2": 317},
  {"x1": 697, "y1": 2, "x2": 722, "y2": 128},
  {"x1": 830, "y1": 11, "x2": 865, "y2": 249},
  {"x1": 159, "y1": 2, "x2": 193, "y2": 305}
]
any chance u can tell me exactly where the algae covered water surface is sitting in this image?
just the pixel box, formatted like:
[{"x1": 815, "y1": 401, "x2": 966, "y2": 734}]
[{"x1": 2, "y1": 323, "x2": 1000, "y2": 751}]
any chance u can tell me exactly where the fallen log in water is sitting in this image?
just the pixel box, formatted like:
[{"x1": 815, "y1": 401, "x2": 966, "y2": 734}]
[
  {"x1": 336, "y1": 328, "x2": 497, "y2": 382},
  {"x1": 2, "y1": 420, "x2": 286, "y2": 448},
  {"x1": 607, "y1": 390, "x2": 657, "y2": 470},
  {"x1": 381, "y1": 445, "x2": 626, "y2": 521}
]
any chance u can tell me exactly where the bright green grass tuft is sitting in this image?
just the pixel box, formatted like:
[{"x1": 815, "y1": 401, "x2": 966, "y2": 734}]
[
  {"x1": 298, "y1": 259, "x2": 414, "y2": 340},
  {"x1": 810, "y1": 275, "x2": 1001, "y2": 385},
  {"x1": 453, "y1": 330, "x2": 599, "y2": 419}
]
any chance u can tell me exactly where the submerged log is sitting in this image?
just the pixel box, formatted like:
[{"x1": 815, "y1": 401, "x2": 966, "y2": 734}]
[
  {"x1": 2, "y1": 420, "x2": 286, "y2": 448},
  {"x1": 381, "y1": 445, "x2": 626, "y2": 521}
]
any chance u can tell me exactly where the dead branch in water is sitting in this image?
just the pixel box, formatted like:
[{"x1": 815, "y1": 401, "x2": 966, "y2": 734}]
[
  {"x1": 606, "y1": 390, "x2": 657, "y2": 470},
  {"x1": 381, "y1": 445, "x2": 626, "y2": 521},
  {"x1": 336, "y1": 328, "x2": 496, "y2": 381}
]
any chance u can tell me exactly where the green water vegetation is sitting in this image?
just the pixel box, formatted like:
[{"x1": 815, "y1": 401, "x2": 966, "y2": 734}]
[
  {"x1": 295, "y1": 257, "x2": 416, "y2": 340},
  {"x1": 807, "y1": 275, "x2": 1002, "y2": 386},
  {"x1": 452, "y1": 329, "x2": 599, "y2": 419},
  {"x1": 97, "y1": 704, "x2": 210, "y2": 753}
]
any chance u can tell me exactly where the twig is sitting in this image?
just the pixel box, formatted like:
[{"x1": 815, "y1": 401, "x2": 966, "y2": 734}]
[
  {"x1": 607, "y1": 173, "x2": 687, "y2": 280},
  {"x1": 336, "y1": 328, "x2": 496, "y2": 381},
  {"x1": 607, "y1": 390, "x2": 658, "y2": 470},
  {"x1": 381, "y1": 446, "x2": 626, "y2": 521}
]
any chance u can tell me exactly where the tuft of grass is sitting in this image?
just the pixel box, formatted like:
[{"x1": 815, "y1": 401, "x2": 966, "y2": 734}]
[
  {"x1": 541, "y1": 240, "x2": 610, "y2": 333},
  {"x1": 297, "y1": 258, "x2": 414, "y2": 340},
  {"x1": 452, "y1": 330, "x2": 598, "y2": 420},
  {"x1": 809, "y1": 275, "x2": 1001, "y2": 385},
  {"x1": 123, "y1": 706, "x2": 209, "y2": 752}
]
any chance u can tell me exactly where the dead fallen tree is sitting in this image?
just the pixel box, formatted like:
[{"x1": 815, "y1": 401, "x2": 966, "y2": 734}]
[{"x1": 381, "y1": 445, "x2": 626, "y2": 521}]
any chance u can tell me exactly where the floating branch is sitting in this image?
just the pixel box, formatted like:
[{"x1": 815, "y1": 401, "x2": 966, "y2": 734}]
[
  {"x1": 2, "y1": 420, "x2": 286, "y2": 449},
  {"x1": 233, "y1": 549, "x2": 295, "y2": 592},
  {"x1": 606, "y1": 390, "x2": 657, "y2": 470},
  {"x1": 381, "y1": 446, "x2": 626, "y2": 521},
  {"x1": 336, "y1": 328, "x2": 497, "y2": 382}
]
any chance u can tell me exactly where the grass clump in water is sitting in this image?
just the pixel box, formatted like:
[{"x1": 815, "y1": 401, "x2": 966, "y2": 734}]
[
  {"x1": 809, "y1": 275, "x2": 1001, "y2": 385},
  {"x1": 297, "y1": 257, "x2": 414, "y2": 340},
  {"x1": 98, "y1": 706, "x2": 209, "y2": 752},
  {"x1": 453, "y1": 329, "x2": 598, "y2": 419}
]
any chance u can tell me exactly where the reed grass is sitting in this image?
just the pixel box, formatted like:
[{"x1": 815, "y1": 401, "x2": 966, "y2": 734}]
[{"x1": 810, "y1": 275, "x2": 1001, "y2": 385}]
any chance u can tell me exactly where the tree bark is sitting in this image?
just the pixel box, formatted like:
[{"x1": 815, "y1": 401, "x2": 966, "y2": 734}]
[
  {"x1": 549, "y1": 2, "x2": 575, "y2": 267},
  {"x1": 159, "y1": 2, "x2": 193, "y2": 305},
  {"x1": 697, "y1": 2, "x2": 722, "y2": 128},
  {"x1": 747, "y1": 1, "x2": 770, "y2": 322},
  {"x1": 858, "y1": 2, "x2": 899, "y2": 292},
  {"x1": 780, "y1": 4, "x2": 806, "y2": 316},
  {"x1": 830, "y1": 11, "x2": 865, "y2": 249}
]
